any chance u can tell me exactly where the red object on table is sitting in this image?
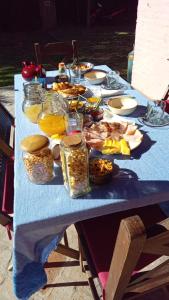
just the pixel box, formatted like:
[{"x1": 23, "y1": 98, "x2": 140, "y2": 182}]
[{"x1": 21, "y1": 61, "x2": 37, "y2": 81}]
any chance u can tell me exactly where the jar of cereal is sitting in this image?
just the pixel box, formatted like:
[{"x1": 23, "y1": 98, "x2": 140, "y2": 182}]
[
  {"x1": 20, "y1": 134, "x2": 54, "y2": 184},
  {"x1": 60, "y1": 135, "x2": 90, "y2": 198}
]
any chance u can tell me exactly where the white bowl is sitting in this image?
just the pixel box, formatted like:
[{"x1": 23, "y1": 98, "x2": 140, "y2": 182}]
[
  {"x1": 107, "y1": 96, "x2": 138, "y2": 116},
  {"x1": 67, "y1": 62, "x2": 94, "y2": 74},
  {"x1": 84, "y1": 70, "x2": 106, "y2": 85}
]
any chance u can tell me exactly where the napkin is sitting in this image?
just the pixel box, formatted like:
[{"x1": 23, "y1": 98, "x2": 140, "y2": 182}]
[{"x1": 101, "y1": 89, "x2": 127, "y2": 98}]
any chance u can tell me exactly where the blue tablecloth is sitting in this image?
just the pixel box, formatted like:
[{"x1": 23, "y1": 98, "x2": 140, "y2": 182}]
[{"x1": 13, "y1": 66, "x2": 169, "y2": 299}]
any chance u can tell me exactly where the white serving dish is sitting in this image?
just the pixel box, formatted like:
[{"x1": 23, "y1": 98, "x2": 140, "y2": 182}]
[
  {"x1": 84, "y1": 70, "x2": 107, "y2": 85},
  {"x1": 107, "y1": 96, "x2": 137, "y2": 116}
]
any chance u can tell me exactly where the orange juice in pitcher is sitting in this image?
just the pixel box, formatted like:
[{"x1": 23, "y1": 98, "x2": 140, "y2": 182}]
[{"x1": 37, "y1": 93, "x2": 68, "y2": 137}]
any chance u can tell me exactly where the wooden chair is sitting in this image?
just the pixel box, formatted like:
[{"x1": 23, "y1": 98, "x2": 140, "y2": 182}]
[
  {"x1": 0, "y1": 102, "x2": 15, "y2": 149},
  {"x1": 75, "y1": 204, "x2": 169, "y2": 300},
  {"x1": 34, "y1": 40, "x2": 78, "y2": 68},
  {"x1": 0, "y1": 138, "x2": 14, "y2": 239},
  {"x1": 0, "y1": 103, "x2": 15, "y2": 238},
  {"x1": 0, "y1": 103, "x2": 78, "y2": 259}
]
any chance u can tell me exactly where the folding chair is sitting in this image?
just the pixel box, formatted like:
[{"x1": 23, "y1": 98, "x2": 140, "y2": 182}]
[
  {"x1": 34, "y1": 40, "x2": 78, "y2": 68},
  {"x1": 76, "y1": 204, "x2": 169, "y2": 299}
]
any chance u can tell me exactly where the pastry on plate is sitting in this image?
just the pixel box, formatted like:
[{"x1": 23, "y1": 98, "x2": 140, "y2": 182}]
[{"x1": 53, "y1": 82, "x2": 86, "y2": 97}]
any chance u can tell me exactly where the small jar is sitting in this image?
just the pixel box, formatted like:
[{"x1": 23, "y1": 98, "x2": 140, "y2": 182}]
[
  {"x1": 20, "y1": 135, "x2": 54, "y2": 184},
  {"x1": 60, "y1": 135, "x2": 90, "y2": 198}
]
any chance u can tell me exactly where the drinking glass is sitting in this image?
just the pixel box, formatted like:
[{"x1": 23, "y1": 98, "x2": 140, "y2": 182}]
[
  {"x1": 65, "y1": 112, "x2": 83, "y2": 135},
  {"x1": 106, "y1": 71, "x2": 118, "y2": 89},
  {"x1": 139, "y1": 100, "x2": 169, "y2": 127},
  {"x1": 103, "y1": 70, "x2": 128, "y2": 90},
  {"x1": 87, "y1": 86, "x2": 102, "y2": 108},
  {"x1": 71, "y1": 66, "x2": 81, "y2": 84}
]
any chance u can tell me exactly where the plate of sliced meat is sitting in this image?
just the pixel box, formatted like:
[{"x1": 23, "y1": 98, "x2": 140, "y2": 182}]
[{"x1": 83, "y1": 121, "x2": 143, "y2": 155}]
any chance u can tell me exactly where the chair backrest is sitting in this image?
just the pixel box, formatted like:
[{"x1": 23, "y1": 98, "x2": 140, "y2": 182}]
[
  {"x1": 34, "y1": 40, "x2": 78, "y2": 68},
  {"x1": 0, "y1": 103, "x2": 15, "y2": 149},
  {"x1": 105, "y1": 215, "x2": 169, "y2": 300}
]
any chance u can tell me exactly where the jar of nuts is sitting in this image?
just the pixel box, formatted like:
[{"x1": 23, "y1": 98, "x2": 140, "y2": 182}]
[
  {"x1": 20, "y1": 134, "x2": 55, "y2": 184},
  {"x1": 60, "y1": 135, "x2": 91, "y2": 198}
]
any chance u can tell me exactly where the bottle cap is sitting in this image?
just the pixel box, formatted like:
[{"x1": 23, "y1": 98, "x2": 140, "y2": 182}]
[{"x1": 20, "y1": 135, "x2": 49, "y2": 153}]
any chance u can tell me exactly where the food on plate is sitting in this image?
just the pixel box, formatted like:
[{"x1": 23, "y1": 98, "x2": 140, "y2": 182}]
[
  {"x1": 87, "y1": 97, "x2": 100, "y2": 104},
  {"x1": 89, "y1": 158, "x2": 113, "y2": 184},
  {"x1": 68, "y1": 100, "x2": 84, "y2": 111},
  {"x1": 52, "y1": 82, "x2": 86, "y2": 97},
  {"x1": 83, "y1": 121, "x2": 143, "y2": 154},
  {"x1": 89, "y1": 158, "x2": 113, "y2": 176},
  {"x1": 71, "y1": 62, "x2": 93, "y2": 72},
  {"x1": 102, "y1": 138, "x2": 130, "y2": 155}
]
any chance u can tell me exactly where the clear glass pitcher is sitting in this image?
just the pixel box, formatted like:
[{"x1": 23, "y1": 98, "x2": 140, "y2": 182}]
[
  {"x1": 37, "y1": 93, "x2": 68, "y2": 137},
  {"x1": 22, "y1": 81, "x2": 45, "y2": 123}
]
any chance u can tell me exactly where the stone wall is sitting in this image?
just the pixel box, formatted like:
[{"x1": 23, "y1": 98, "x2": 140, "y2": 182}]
[{"x1": 132, "y1": 0, "x2": 169, "y2": 99}]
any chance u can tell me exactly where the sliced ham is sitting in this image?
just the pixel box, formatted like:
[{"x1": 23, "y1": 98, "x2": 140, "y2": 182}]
[{"x1": 110, "y1": 131, "x2": 122, "y2": 141}]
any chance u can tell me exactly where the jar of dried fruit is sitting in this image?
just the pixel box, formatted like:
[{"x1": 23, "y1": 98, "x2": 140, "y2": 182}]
[
  {"x1": 60, "y1": 135, "x2": 90, "y2": 198},
  {"x1": 20, "y1": 134, "x2": 54, "y2": 184}
]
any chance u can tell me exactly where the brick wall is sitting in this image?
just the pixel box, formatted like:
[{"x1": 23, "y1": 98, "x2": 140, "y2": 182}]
[{"x1": 132, "y1": 0, "x2": 169, "y2": 99}]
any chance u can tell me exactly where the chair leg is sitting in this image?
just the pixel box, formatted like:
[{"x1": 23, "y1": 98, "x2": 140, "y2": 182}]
[
  {"x1": 78, "y1": 237, "x2": 85, "y2": 272},
  {"x1": 63, "y1": 231, "x2": 69, "y2": 247},
  {"x1": 8, "y1": 262, "x2": 13, "y2": 271}
]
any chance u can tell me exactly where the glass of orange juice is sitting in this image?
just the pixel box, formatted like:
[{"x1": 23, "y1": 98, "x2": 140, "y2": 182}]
[
  {"x1": 37, "y1": 93, "x2": 67, "y2": 137},
  {"x1": 87, "y1": 86, "x2": 102, "y2": 109}
]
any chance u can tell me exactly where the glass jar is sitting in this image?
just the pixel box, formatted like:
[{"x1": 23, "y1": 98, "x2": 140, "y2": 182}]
[
  {"x1": 20, "y1": 135, "x2": 55, "y2": 184},
  {"x1": 22, "y1": 81, "x2": 45, "y2": 123},
  {"x1": 60, "y1": 135, "x2": 91, "y2": 198},
  {"x1": 37, "y1": 93, "x2": 68, "y2": 137},
  {"x1": 55, "y1": 62, "x2": 69, "y2": 83}
]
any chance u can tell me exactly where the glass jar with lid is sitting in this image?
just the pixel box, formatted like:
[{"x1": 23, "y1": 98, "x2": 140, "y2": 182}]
[
  {"x1": 60, "y1": 134, "x2": 90, "y2": 198},
  {"x1": 22, "y1": 81, "x2": 45, "y2": 123},
  {"x1": 20, "y1": 134, "x2": 55, "y2": 184}
]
